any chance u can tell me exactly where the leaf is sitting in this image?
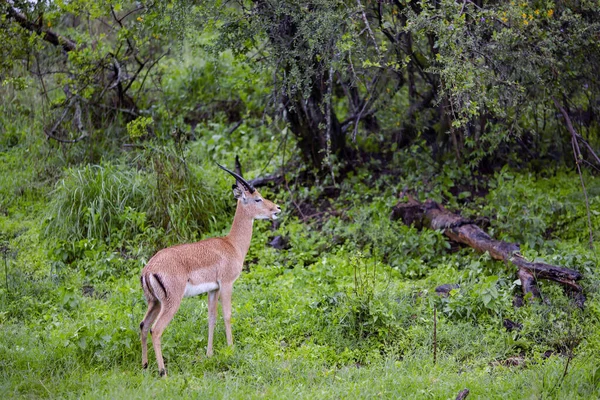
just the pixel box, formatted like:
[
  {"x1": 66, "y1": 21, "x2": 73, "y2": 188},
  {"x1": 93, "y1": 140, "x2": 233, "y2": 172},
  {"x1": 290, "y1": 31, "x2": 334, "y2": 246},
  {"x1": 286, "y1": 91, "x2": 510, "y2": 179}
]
[
  {"x1": 482, "y1": 294, "x2": 492, "y2": 306},
  {"x1": 592, "y1": 366, "x2": 600, "y2": 387}
]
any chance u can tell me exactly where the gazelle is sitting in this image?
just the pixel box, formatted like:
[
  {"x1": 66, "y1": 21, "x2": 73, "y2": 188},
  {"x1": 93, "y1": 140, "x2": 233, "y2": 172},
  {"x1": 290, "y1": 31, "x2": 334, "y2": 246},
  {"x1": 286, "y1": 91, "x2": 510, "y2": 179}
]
[{"x1": 139, "y1": 162, "x2": 281, "y2": 376}]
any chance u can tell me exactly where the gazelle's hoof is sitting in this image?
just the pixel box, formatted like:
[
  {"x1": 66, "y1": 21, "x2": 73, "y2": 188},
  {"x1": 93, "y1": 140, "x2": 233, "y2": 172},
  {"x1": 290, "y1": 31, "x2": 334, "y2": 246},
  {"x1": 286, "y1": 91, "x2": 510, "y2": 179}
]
[
  {"x1": 159, "y1": 368, "x2": 167, "y2": 377},
  {"x1": 142, "y1": 362, "x2": 148, "y2": 369}
]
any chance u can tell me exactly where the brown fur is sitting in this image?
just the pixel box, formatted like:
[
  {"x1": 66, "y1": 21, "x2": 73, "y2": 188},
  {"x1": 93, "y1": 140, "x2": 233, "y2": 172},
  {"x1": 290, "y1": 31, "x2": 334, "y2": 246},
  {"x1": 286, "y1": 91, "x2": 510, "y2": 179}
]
[{"x1": 139, "y1": 184, "x2": 280, "y2": 376}]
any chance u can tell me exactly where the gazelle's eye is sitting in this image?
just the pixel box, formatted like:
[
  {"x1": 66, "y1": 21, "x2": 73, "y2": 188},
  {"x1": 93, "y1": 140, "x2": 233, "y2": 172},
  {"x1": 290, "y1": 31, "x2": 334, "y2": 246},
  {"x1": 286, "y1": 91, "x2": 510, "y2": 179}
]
[{"x1": 255, "y1": 198, "x2": 263, "y2": 202}]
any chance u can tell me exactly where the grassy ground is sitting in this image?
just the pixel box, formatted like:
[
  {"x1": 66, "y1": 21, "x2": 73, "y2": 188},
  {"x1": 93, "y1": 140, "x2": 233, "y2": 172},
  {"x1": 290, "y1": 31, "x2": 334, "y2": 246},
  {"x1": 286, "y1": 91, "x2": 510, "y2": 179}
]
[{"x1": 1, "y1": 143, "x2": 599, "y2": 399}]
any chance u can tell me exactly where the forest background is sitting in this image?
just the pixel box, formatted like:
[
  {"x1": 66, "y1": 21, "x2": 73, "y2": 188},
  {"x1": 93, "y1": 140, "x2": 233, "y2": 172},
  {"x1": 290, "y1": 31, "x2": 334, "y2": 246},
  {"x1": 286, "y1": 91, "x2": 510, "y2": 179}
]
[{"x1": 1, "y1": 0, "x2": 599, "y2": 398}]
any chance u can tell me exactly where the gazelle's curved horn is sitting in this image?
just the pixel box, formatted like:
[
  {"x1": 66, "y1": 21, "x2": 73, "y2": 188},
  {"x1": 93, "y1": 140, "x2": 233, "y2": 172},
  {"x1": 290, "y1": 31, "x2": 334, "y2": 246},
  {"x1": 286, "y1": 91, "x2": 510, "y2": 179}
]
[
  {"x1": 235, "y1": 155, "x2": 243, "y2": 177},
  {"x1": 216, "y1": 162, "x2": 255, "y2": 193}
]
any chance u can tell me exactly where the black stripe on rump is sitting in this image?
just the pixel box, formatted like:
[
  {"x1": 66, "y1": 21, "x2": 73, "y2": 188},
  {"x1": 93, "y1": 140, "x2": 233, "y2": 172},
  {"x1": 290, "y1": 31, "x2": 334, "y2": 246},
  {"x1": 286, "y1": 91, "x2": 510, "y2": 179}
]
[
  {"x1": 153, "y1": 273, "x2": 168, "y2": 298},
  {"x1": 142, "y1": 274, "x2": 156, "y2": 298}
]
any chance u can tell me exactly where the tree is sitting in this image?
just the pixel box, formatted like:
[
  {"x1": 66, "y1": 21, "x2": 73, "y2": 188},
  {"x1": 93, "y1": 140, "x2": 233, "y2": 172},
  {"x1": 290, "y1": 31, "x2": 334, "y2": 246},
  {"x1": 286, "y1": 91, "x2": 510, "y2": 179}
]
[
  {"x1": 198, "y1": 0, "x2": 599, "y2": 172},
  {"x1": 3, "y1": 0, "x2": 598, "y2": 174},
  {"x1": 1, "y1": 0, "x2": 172, "y2": 154}
]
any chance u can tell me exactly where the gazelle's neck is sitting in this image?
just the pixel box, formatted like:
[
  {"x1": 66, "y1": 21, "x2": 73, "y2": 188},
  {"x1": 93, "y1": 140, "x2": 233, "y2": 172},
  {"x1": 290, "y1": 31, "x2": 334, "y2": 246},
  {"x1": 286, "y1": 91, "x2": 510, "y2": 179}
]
[{"x1": 226, "y1": 200, "x2": 254, "y2": 258}]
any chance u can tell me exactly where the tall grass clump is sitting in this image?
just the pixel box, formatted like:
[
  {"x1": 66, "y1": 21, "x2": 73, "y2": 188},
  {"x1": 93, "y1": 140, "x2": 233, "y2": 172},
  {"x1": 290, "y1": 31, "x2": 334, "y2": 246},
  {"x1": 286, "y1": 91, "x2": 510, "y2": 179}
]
[
  {"x1": 46, "y1": 154, "x2": 228, "y2": 246},
  {"x1": 146, "y1": 146, "x2": 229, "y2": 241},
  {"x1": 46, "y1": 163, "x2": 151, "y2": 242}
]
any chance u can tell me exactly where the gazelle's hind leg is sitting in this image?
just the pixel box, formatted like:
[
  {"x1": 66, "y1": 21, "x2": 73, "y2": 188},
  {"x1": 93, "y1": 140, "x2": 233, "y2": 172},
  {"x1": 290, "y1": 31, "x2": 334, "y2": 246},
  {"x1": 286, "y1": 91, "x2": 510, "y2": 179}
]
[
  {"x1": 140, "y1": 300, "x2": 161, "y2": 369},
  {"x1": 206, "y1": 288, "x2": 220, "y2": 357},
  {"x1": 219, "y1": 283, "x2": 234, "y2": 347},
  {"x1": 150, "y1": 300, "x2": 182, "y2": 377}
]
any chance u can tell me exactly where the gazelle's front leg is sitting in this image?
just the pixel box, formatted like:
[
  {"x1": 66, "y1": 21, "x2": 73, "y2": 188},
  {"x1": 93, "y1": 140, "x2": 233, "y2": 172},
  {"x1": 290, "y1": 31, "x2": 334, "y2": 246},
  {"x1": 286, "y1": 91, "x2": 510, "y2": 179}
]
[
  {"x1": 219, "y1": 283, "x2": 234, "y2": 347},
  {"x1": 206, "y1": 288, "x2": 220, "y2": 357}
]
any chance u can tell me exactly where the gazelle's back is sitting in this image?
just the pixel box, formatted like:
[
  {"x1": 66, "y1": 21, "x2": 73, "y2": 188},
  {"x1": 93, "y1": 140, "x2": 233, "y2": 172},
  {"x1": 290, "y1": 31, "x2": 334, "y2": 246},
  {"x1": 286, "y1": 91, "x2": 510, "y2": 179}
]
[{"x1": 142, "y1": 238, "x2": 238, "y2": 276}]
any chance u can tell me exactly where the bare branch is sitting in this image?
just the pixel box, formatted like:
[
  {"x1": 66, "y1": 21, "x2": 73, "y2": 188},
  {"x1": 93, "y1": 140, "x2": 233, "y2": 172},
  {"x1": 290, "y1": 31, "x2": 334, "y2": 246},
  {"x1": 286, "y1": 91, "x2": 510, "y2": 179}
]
[
  {"x1": 116, "y1": 5, "x2": 144, "y2": 23},
  {"x1": 74, "y1": 101, "x2": 83, "y2": 132},
  {"x1": 48, "y1": 97, "x2": 75, "y2": 134},
  {"x1": 552, "y1": 97, "x2": 595, "y2": 250},
  {"x1": 575, "y1": 133, "x2": 600, "y2": 166},
  {"x1": 133, "y1": 50, "x2": 170, "y2": 102},
  {"x1": 110, "y1": 5, "x2": 144, "y2": 68},
  {"x1": 90, "y1": 101, "x2": 139, "y2": 117},
  {"x1": 356, "y1": 0, "x2": 381, "y2": 59},
  {"x1": 108, "y1": 58, "x2": 124, "y2": 90},
  {"x1": 227, "y1": 120, "x2": 244, "y2": 136},
  {"x1": 45, "y1": 130, "x2": 88, "y2": 143}
]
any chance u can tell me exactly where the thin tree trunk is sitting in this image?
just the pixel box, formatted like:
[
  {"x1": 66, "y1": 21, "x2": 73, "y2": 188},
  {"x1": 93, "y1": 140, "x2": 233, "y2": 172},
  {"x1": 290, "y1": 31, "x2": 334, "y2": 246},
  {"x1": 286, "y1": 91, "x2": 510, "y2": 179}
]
[{"x1": 284, "y1": 85, "x2": 347, "y2": 170}]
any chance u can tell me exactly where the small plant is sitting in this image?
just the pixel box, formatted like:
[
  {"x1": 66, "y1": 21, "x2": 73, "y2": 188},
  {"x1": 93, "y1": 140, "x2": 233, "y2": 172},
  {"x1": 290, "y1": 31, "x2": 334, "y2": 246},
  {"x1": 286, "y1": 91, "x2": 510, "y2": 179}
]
[
  {"x1": 126, "y1": 116, "x2": 154, "y2": 141},
  {"x1": 340, "y1": 252, "x2": 398, "y2": 343}
]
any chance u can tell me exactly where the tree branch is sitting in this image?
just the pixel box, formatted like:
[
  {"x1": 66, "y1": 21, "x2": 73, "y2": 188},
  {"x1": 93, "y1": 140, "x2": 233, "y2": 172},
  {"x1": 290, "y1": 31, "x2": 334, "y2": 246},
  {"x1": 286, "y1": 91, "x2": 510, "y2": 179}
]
[
  {"x1": 553, "y1": 97, "x2": 595, "y2": 250},
  {"x1": 5, "y1": 4, "x2": 77, "y2": 52},
  {"x1": 356, "y1": 0, "x2": 381, "y2": 59}
]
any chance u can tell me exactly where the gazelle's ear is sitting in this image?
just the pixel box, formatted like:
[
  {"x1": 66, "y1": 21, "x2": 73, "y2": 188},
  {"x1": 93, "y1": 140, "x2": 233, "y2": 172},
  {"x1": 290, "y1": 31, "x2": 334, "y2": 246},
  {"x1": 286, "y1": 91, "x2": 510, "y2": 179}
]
[{"x1": 232, "y1": 182, "x2": 246, "y2": 202}]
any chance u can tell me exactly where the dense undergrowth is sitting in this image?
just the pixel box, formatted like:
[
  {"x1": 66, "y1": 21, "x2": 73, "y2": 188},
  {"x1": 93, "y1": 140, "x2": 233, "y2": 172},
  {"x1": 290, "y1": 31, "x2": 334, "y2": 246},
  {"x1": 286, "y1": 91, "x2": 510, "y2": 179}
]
[
  {"x1": 1, "y1": 134, "x2": 599, "y2": 398},
  {"x1": 1, "y1": 36, "x2": 599, "y2": 399}
]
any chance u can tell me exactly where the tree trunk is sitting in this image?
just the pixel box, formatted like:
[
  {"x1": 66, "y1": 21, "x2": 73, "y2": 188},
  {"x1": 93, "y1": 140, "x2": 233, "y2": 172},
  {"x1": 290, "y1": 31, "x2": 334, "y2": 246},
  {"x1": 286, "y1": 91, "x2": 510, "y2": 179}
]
[
  {"x1": 284, "y1": 79, "x2": 347, "y2": 170},
  {"x1": 253, "y1": 0, "x2": 348, "y2": 172}
]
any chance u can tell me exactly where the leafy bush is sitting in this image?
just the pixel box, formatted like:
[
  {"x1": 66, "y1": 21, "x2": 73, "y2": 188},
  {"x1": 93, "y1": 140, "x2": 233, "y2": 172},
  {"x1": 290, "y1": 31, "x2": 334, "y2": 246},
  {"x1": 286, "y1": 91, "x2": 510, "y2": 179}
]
[{"x1": 479, "y1": 168, "x2": 600, "y2": 249}]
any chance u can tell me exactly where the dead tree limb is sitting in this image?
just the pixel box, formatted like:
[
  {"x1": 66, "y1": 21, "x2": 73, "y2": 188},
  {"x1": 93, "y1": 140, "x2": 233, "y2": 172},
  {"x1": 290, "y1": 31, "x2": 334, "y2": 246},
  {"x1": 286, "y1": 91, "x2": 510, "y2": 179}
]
[
  {"x1": 249, "y1": 174, "x2": 284, "y2": 188},
  {"x1": 391, "y1": 198, "x2": 584, "y2": 306}
]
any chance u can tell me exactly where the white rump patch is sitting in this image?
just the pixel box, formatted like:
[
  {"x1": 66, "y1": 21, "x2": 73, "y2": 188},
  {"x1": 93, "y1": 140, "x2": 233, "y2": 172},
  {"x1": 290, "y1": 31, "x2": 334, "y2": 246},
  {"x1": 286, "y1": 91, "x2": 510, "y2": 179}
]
[{"x1": 183, "y1": 281, "x2": 219, "y2": 298}]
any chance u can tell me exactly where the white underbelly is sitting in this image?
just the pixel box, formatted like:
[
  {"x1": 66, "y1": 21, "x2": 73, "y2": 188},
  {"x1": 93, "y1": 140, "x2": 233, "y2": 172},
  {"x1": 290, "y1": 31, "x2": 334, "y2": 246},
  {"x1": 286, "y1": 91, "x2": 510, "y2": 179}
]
[{"x1": 184, "y1": 281, "x2": 219, "y2": 297}]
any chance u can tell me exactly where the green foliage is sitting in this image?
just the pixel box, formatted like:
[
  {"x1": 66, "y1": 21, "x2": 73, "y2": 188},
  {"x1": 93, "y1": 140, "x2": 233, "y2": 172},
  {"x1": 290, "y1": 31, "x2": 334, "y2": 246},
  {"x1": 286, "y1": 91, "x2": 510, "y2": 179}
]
[
  {"x1": 127, "y1": 117, "x2": 154, "y2": 141},
  {"x1": 1, "y1": 1, "x2": 600, "y2": 397},
  {"x1": 477, "y1": 168, "x2": 600, "y2": 249},
  {"x1": 439, "y1": 271, "x2": 514, "y2": 321},
  {"x1": 3, "y1": 153, "x2": 600, "y2": 397}
]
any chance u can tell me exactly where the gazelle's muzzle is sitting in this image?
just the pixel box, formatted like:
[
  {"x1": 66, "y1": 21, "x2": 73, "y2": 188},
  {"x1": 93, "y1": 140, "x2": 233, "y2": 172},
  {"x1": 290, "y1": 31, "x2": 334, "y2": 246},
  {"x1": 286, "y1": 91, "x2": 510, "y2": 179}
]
[{"x1": 271, "y1": 205, "x2": 282, "y2": 220}]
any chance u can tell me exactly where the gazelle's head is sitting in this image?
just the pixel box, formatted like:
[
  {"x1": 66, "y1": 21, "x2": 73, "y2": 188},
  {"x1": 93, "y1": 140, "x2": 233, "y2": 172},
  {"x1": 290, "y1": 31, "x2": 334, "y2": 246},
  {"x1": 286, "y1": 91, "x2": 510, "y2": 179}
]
[{"x1": 217, "y1": 162, "x2": 281, "y2": 221}]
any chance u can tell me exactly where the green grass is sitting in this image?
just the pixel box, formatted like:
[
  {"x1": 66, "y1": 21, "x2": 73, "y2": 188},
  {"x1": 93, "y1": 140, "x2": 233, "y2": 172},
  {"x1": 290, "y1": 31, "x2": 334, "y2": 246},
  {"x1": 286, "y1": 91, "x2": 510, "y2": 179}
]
[
  {"x1": 1, "y1": 320, "x2": 599, "y2": 399},
  {"x1": 1, "y1": 142, "x2": 599, "y2": 399}
]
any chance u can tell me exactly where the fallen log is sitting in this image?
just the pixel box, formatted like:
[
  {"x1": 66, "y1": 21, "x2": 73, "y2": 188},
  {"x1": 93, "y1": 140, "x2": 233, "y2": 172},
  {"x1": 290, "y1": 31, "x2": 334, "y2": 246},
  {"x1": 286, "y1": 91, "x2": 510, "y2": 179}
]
[
  {"x1": 391, "y1": 197, "x2": 584, "y2": 306},
  {"x1": 234, "y1": 155, "x2": 284, "y2": 188},
  {"x1": 249, "y1": 174, "x2": 284, "y2": 188}
]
